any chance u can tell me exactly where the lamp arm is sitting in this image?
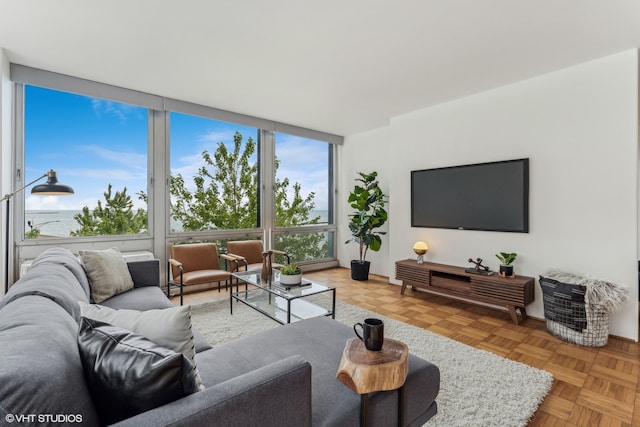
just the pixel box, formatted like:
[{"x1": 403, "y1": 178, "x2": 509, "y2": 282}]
[{"x1": 1, "y1": 172, "x2": 48, "y2": 202}]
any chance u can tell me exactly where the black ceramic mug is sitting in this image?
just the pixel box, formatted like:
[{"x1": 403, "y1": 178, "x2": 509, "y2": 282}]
[{"x1": 353, "y1": 318, "x2": 384, "y2": 351}]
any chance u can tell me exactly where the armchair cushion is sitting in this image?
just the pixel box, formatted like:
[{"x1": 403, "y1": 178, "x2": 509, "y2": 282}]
[
  {"x1": 169, "y1": 243, "x2": 224, "y2": 280},
  {"x1": 226, "y1": 240, "x2": 289, "y2": 272},
  {"x1": 181, "y1": 269, "x2": 230, "y2": 285},
  {"x1": 226, "y1": 240, "x2": 265, "y2": 265},
  {"x1": 169, "y1": 243, "x2": 231, "y2": 299}
]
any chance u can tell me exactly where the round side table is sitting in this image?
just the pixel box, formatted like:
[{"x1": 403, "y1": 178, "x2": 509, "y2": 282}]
[{"x1": 336, "y1": 337, "x2": 409, "y2": 427}]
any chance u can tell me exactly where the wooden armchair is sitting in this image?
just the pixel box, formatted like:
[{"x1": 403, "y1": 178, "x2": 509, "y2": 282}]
[
  {"x1": 225, "y1": 240, "x2": 290, "y2": 273},
  {"x1": 167, "y1": 243, "x2": 235, "y2": 305}
]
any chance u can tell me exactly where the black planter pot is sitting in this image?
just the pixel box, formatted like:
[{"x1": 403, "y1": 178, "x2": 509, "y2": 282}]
[
  {"x1": 350, "y1": 260, "x2": 371, "y2": 281},
  {"x1": 499, "y1": 264, "x2": 514, "y2": 278}
]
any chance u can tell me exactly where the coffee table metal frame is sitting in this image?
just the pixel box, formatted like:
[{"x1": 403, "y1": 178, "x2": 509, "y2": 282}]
[{"x1": 230, "y1": 270, "x2": 336, "y2": 324}]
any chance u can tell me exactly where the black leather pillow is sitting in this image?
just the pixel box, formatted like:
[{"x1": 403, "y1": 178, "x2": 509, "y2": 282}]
[{"x1": 77, "y1": 317, "x2": 198, "y2": 425}]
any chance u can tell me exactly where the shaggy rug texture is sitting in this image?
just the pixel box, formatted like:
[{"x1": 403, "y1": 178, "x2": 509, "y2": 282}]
[{"x1": 191, "y1": 298, "x2": 553, "y2": 427}]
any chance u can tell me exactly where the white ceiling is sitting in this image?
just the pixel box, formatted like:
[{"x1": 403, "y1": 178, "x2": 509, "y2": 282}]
[{"x1": 1, "y1": 1, "x2": 640, "y2": 136}]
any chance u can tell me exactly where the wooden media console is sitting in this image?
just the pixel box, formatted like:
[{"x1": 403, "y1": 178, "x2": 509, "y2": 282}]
[{"x1": 395, "y1": 259, "x2": 535, "y2": 325}]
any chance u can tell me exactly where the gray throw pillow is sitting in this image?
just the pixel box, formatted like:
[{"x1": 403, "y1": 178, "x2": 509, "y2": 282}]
[
  {"x1": 79, "y1": 247, "x2": 134, "y2": 303},
  {"x1": 78, "y1": 317, "x2": 198, "y2": 425},
  {"x1": 79, "y1": 302, "x2": 204, "y2": 389}
]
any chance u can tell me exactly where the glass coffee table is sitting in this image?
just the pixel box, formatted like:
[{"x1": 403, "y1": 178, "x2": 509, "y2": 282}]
[{"x1": 230, "y1": 270, "x2": 336, "y2": 324}]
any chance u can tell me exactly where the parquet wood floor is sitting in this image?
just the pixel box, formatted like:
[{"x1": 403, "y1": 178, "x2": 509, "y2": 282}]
[{"x1": 174, "y1": 267, "x2": 640, "y2": 426}]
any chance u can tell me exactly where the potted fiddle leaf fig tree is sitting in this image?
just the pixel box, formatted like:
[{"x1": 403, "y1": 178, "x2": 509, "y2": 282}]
[{"x1": 345, "y1": 171, "x2": 388, "y2": 281}]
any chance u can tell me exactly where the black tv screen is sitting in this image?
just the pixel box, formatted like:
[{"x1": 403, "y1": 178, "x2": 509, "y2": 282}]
[{"x1": 411, "y1": 158, "x2": 529, "y2": 232}]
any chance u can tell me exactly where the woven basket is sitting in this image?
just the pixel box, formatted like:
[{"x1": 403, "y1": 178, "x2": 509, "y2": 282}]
[
  {"x1": 539, "y1": 272, "x2": 626, "y2": 348},
  {"x1": 542, "y1": 293, "x2": 609, "y2": 347}
]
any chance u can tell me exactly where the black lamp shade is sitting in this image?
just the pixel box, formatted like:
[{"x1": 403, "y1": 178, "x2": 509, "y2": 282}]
[{"x1": 30, "y1": 170, "x2": 74, "y2": 196}]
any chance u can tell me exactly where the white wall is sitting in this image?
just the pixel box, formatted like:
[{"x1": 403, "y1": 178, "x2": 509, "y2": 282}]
[
  {"x1": 337, "y1": 126, "x2": 390, "y2": 276},
  {"x1": 340, "y1": 50, "x2": 639, "y2": 341}
]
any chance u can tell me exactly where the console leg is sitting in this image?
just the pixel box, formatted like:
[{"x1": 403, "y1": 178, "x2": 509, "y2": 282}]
[{"x1": 507, "y1": 305, "x2": 519, "y2": 325}]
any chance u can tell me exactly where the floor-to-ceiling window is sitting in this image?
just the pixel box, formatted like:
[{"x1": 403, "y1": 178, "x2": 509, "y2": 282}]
[
  {"x1": 23, "y1": 85, "x2": 149, "y2": 239},
  {"x1": 273, "y1": 132, "x2": 335, "y2": 262},
  {"x1": 169, "y1": 112, "x2": 260, "y2": 233},
  {"x1": 10, "y1": 65, "x2": 341, "y2": 280},
  {"x1": 167, "y1": 112, "x2": 337, "y2": 264}
]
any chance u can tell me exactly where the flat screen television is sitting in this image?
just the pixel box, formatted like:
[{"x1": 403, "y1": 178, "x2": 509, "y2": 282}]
[{"x1": 411, "y1": 158, "x2": 529, "y2": 232}]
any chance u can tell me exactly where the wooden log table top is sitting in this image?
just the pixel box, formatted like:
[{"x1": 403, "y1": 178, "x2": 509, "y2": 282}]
[{"x1": 336, "y1": 337, "x2": 409, "y2": 394}]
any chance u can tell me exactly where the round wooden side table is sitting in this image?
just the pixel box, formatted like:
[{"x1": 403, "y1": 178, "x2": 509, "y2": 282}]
[{"x1": 336, "y1": 337, "x2": 409, "y2": 427}]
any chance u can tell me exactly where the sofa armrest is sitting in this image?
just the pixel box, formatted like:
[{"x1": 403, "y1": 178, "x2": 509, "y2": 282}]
[
  {"x1": 111, "y1": 355, "x2": 312, "y2": 427},
  {"x1": 127, "y1": 259, "x2": 161, "y2": 288}
]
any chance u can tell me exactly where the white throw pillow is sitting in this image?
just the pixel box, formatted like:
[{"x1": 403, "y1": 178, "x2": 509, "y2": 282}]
[
  {"x1": 79, "y1": 247, "x2": 134, "y2": 303},
  {"x1": 79, "y1": 302, "x2": 204, "y2": 390}
]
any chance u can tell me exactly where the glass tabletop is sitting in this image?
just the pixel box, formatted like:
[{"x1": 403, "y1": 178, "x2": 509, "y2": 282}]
[{"x1": 231, "y1": 270, "x2": 334, "y2": 299}]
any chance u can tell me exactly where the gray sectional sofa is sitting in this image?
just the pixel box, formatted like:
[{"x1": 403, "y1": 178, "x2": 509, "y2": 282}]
[{"x1": 0, "y1": 248, "x2": 439, "y2": 426}]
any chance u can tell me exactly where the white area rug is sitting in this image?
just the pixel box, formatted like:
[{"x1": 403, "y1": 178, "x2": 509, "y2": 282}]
[{"x1": 190, "y1": 297, "x2": 553, "y2": 427}]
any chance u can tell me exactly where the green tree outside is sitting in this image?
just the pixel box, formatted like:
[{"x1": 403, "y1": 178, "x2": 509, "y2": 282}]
[
  {"x1": 170, "y1": 131, "x2": 258, "y2": 231},
  {"x1": 67, "y1": 131, "x2": 328, "y2": 262},
  {"x1": 170, "y1": 131, "x2": 327, "y2": 261},
  {"x1": 25, "y1": 228, "x2": 41, "y2": 239},
  {"x1": 70, "y1": 184, "x2": 147, "y2": 237}
]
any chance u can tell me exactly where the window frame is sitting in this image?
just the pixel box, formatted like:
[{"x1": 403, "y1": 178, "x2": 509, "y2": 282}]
[
  {"x1": 165, "y1": 110, "x2": 338, "y2": 265},
  {"x1": 11, "y1": 64, "x2": 342, "y2": 274},
  {"x1": 14, "y1": 82, "x2": 155, "y2": 246}
]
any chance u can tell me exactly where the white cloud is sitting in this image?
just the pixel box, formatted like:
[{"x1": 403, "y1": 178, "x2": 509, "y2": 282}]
[
  {"x1": 91, "y1": 99, "x2": 143, "y2": 123},
  {"x1": 25, "y1": 194, "x2": 74, "y2": 211},
  {"x1": 275, "y1": 135, "x2": 330, "y2": 209},
  {"x1": 78, "y1": 145, "x2": 146, "y2": 170},
  {"x1": 67, "y1": 167, "x2": 146, "y2": 182},
  {"x1": 199, "y1": 130, "x2": 237, "y2": 143}
]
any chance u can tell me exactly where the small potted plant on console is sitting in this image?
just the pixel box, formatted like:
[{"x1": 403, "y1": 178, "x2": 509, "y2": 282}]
[
  {"x1": 279, "y1": 263, "x2": 302, "y2": 286},
  {"x1": 495, "y1": 252, "x2": 517, "y2": 278}
]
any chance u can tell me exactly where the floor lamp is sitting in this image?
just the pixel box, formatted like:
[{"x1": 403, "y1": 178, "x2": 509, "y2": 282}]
[{"x1": 3, "y1": 169, "x2": 74, "y2": 293}]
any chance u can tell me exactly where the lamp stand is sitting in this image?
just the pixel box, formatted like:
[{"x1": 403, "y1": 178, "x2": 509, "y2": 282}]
[
  {"x1": 4, "y1": 197, "x2": 10, "y2": 294},
  {"x1": 2, "y1": 170, "x2": 73, "y2": 293}
]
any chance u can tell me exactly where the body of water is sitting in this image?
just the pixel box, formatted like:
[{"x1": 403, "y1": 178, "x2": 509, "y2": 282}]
[
  {"x1": 25, "y1": 210, "x2": 330, "y2": 237},
  {"x1": 26, "y1": 210, "x2": 80, "y2": 237}
]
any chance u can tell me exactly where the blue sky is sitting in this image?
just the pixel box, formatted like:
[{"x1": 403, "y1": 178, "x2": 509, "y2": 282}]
[{"x1": 24, "y1": 86, "x2": 329, "y2": 212}]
